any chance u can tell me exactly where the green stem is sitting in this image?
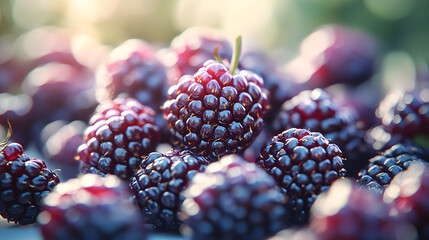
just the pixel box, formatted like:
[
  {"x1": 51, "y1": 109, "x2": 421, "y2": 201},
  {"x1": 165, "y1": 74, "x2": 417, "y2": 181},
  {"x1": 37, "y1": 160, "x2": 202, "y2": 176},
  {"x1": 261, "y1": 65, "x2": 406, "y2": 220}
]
[
  {"x1": 229, "y1": 35, "x2": 242, "y2": 75},
  {"x1": 213, "y1": 46, "x2": 223, "y2": 63},
  {"x1": 0, "y1": 120, "x2": 12, "y2": 150}
]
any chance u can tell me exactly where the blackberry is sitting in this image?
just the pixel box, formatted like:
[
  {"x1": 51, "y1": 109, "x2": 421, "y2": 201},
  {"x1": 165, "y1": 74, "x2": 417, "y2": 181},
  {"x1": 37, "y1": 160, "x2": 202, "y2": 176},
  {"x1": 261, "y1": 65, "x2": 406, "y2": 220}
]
[
  {"x1": 286, "y1": 24, "x2": 376, "y2": 88},
  {"x1": 310, "y1": 180, "x2": 409, "y2": 240},
  {"x1": 38, "y1": 174, "x2": 149, "y2": 240},
  {"x1": 96, "y1": 39, "x2": 169, "y2": 112},
  {"x1": 167, "y1": 26, "x2": 232, "y2": 79},
  {"x1": 130, "y1": 149, "x2": 209, "y2": 231},
  {"x1": 180, "y1": 155, "x2": 287, "y2": 240},
  {"x1": 256, "y1": 128, "x2": 346, "y2": 224},
  {"x1": 163, "y1": 37, "x2": 269, "y2": 160},
  {"x1": 358, "y1": 144, "x2": 426, "y2": 193},
  {"x1": 0, "y1": 142, "x2": 59, "y2": 225},
  {"x1": 384, "y1": 163, "x2": 429, "y2": 239},
  {"x1": 376, "y1": 89, "x2": 429, "y2": 143},
  {"x1": 272, "y1": 88, "x2": 369, "y2": 176},
  {"x1": 76, "y1": 97, "x2": 160, "y2": 180}
]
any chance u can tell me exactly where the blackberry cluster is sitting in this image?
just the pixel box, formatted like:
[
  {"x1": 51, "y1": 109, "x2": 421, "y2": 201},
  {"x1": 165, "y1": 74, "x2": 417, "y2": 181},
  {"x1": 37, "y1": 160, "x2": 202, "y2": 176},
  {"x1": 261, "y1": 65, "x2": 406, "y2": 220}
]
[
  {"x1": 96, "y1": 39, "x2": 169, "y2": 112},
  {"x1": 130, "y1": 150, "x2": 209, "y2": 231},
  {"x1": 163, "y1": 59, "x2": 268, "y2": 161},
  {"x1": 77, "y1": 97, "x2": 160, "y2": 180},
  {"x1": 0, "y1": 142, "x2": 59, "y2": 225},
  {"x1": 38, "y1": 174, "x2": 149, "y2": 240},
  {"x1": 358, "y1": 144, "x2": 427, "y2": 193},
  {"x1": 256, "y1": 128, "x2": 346, "y2": 224},
  {"x1": 310, "y1": 180, "x2": 409, "y2": 240},
  {"x1": 272, "y1": 88, "x2": 367, "y2": 176},
  {"x1": 384, "y1": 163, "x2": 429, "y2": 239},
  {"x1": 180, "y1": 155, "x2": 287, "y2": 240}
]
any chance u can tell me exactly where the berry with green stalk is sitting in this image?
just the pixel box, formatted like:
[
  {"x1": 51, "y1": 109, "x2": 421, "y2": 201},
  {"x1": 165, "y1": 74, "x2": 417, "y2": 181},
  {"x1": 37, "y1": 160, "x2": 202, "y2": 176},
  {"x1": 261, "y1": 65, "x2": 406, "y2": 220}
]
[{"x1": 163, "y1": 36, "x2": 269, "y2": 161}]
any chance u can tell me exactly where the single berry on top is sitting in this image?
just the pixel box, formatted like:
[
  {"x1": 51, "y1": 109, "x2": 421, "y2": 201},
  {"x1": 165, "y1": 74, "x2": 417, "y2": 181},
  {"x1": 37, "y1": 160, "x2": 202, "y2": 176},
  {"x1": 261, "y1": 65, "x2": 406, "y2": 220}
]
[
  {"x1": 180, "y1": 155, "x2": 287, "y2": 240},
  {"x1": 38, "y1": 174, "x2": 149, "y2": 240},
  {"x1": 163, "y1": 36, "x2": 269, "y2": 161},
  {"x1": 76, "y1": 97, "x2": 160, "y2": 180},
  {"x1": 256, "y1": 128, "x2": 346, "y2": 225},
  {"x1": 0, "y1": 141, "x2": 59, "y2": 225},
  {"x1": 130, "y1": 149, "x2": 209, "y2": 231}
]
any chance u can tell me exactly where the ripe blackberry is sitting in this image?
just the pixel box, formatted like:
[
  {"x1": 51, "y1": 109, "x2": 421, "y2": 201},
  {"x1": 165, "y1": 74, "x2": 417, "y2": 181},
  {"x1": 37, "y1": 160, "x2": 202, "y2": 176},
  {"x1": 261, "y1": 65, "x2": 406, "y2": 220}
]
[
  {"x1": 76, "y1": 97, "x2": 160, "y2": 180},
  {"x1": 0, "y1": 142, "x2": 59, "y2": 225},
  {"x1": 256, "y1": 128, "x2": 346, "y2": 224},
  {"x1": 310, "y1": 180, "x2": 410, "y2": 240},
  {"x1": 96, "y1": 39, "x2": 169, "y2": 112},
  {"x1": 180, "y1": 155, "x2": 287, "y2": 240},
  {"x1": 272, "y1": 88, "x2": 369, "y2": 176},
  {"x1": 163, "y1": 37, "x2": 269, "y2": 160},
  {"x1": 167, "y1": 26, "x2": 232, "y2": 79},
  {"x1": 38, "y1": 174, "x2": 149, "y2": 240},
  {"x1": 376, "y1": 89, "x2": 429, "y2": 144},
  {"x1": 358, "y1": 144, "x2": 427, "y2": 193},
  {"x1": 286, "y1": 24, "x2": 376, "y2": 88},
  {"x1": 384, "y1": 163, "x2": 429, "y2": 239},
  {"x1": 130, "y1": 149, "x2": 209, "y2": 231}
]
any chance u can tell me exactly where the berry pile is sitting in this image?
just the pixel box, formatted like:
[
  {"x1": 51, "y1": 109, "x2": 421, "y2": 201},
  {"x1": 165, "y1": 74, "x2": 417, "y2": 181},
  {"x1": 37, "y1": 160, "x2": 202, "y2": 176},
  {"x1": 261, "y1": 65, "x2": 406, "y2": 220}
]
[{"x1": 1, "y1": 24, "x2": 429, "y2": 240}]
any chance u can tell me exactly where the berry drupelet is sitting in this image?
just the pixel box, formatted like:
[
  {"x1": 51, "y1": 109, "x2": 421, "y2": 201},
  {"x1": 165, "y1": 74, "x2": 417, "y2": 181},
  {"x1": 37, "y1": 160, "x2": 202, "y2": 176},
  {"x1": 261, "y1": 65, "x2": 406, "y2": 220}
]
[
  {"x1": 163, "y1": 36, "x2": 269, "y2": 161},
  {"x1": 272, "y1": 88, "x2": 368, "y2": 176},
  {"x1": 256, "y1": 128, "x2": 346, "y2": 225},
  {"x1": 38, "y1": 174, "x2": 149, "y2": 240},
  {"x1": 310, "y1": 180, "x2": 410, "y2": 240},
  {"x1": 0, "y1": 142, "x2": 59, "y2": 225},
  {"x1": 130, "y1": 149, "x2": 209, "y2": 231},
  {"x1": 180, "y1": 155, "x2": 287, "y2": 240},
  {"x1": 358, "y1": 144, "x2": 427, "y2": 193},
  {"x1": 96, "y1": 39, "x2": 169, "y2": 112},
  {"x1": 384, "y1": 163, "x2": 429, "y2": 239},
  {"x1": 167, "y1": 26, "x2": 232, "y2": 79},
  {"x1": 76, "y1": 97, "x2": 160, "y2": 180}
]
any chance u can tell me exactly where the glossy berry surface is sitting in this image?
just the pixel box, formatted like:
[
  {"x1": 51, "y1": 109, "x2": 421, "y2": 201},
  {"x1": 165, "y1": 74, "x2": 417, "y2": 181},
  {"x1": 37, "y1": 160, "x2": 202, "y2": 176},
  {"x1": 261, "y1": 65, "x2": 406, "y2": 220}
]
[
  {"x1": 0, "y1": 143, "x2": 59, "y2": 225},
  {"x1": 181, "y1": 155, "x2": 287, "y2": 240},
  {"x1": 77, "y1": 97, "x2": 160, "y2": 180},
  {"x1": 163, "y1": 60, "x2": 269, "y2": 161},
  {"x1": 384, "y1": 164, "x2": 429, "y2": 240},
  {"x1": 311, "y1": 180, "x2": 408, "y2": 240},
  {"x1": 38, "y1": 174, "x2": 149, "y2": 240},
  {"x1": 96, "y1": 39, "x2": 169, "y2": 112},
  {"x1": 256, "y1": 128, "x2": 346, "y2": 224},
  {"x1": 130, "y1": 149, "x2": 209, "y2": 231},
  {"x1": 358, "y1": 144, "x2": 426, "y2": 193}
]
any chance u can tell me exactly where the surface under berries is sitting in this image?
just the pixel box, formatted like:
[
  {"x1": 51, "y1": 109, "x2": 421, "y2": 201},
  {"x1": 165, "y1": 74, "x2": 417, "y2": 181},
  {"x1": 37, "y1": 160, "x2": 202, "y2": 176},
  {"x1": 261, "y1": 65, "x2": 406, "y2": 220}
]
[
  {"x1": 358, "y1": 144, "x2": 427, "y2": 193},
  {"x1": 0, "y1": 143, "x2": 59, "y2": 225},
  {"x1": 163, "y1": 60, "x2": 269, "y2": 161},
  {"x1": 181, "y1": 155, "x2": 287, "y2": 240},
  {"x1": 39, "y1": 174, "x2": 148, "y2": 240},
  {"x1": 77, "y1": 97, "x2": 160, "y2": 180},
  {"x1": 130, "y1": 149, "x2": 209, "y2": 231},
  {"x1": 256, "y1": 128, "x2": 346, "y2": 225}
]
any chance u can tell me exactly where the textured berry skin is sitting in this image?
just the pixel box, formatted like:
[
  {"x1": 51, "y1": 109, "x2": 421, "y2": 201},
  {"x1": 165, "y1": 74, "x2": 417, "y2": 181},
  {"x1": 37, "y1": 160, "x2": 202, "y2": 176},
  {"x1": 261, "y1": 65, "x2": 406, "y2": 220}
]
[
  {"x1": 273, "y1": 88, "x2": 368, "y2": 176},
  {"x1": 0, "y1": 143, "x2": 59, "y2": 225},
  {"x1": 39, "y1": 174, "x2": 149, "y2": 240},
  {"x1": 96, "y1": 39, "x2": 169, "y2": 112},
  {"x1": 376, "y1": 89, "x2": 429, "y2": 139},
  {"x1": 130, "y1": 150, "x2": 209, "y2": 231},
  {"x1": 286, "y1": 24, "x2": 376, "y2": 88},
  {"x1": 77, "y1": 97, "x2": 160, "y2": 180},
  {"x1": 163, "y1": 60, "x2": 269, "y2": 161},
  {"x1": 181, "y1": 155, "x2": 287, "y2": 240},
  {"x1": 167, "y1": 27, "x2": 232, "y2": 79},
  {"x1": 256, "y1": 128, "x2": 346, "y2": 224},
  {"x1": 358, "y1": 144, "x2": 426, "y2": 193},
  {"x1": 311, "y1": 180, "x2": 408, "y2": 240},
  {"x1": 384, "y1": 164, "x2": 429, "y2": 240}
]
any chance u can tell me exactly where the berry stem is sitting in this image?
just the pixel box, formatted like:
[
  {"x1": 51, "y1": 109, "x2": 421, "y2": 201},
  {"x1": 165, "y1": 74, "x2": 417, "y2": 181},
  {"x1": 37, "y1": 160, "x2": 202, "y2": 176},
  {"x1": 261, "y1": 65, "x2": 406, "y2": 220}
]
[
  {"x1": 213, "y1": 46, "x2": 223, "y2": 63},
  {"x1": 0, "y1": 120, "x2": 12, "y2": 150},
  {"x1": 229, "y1": 35, "x2": 242, "y2": 75}
]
